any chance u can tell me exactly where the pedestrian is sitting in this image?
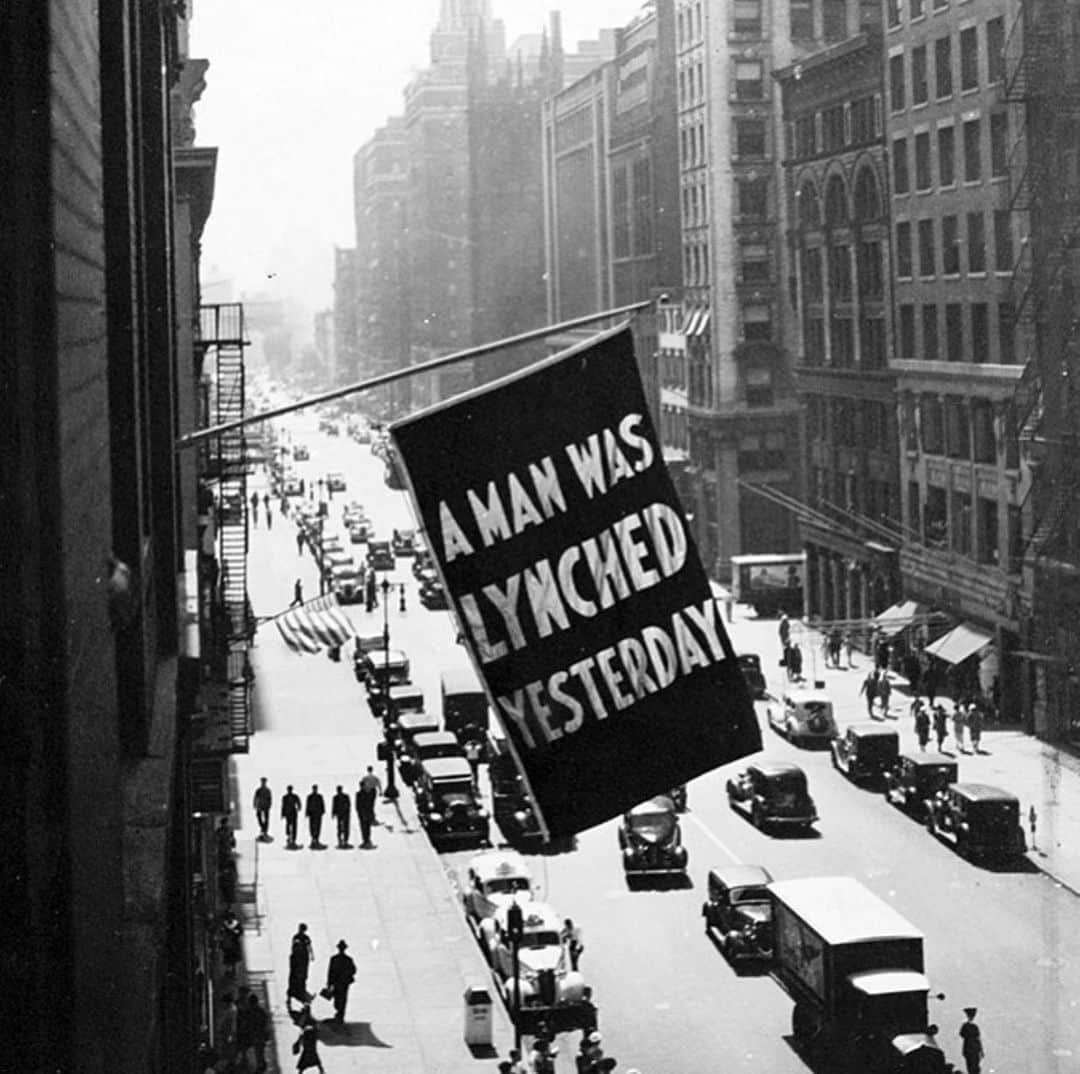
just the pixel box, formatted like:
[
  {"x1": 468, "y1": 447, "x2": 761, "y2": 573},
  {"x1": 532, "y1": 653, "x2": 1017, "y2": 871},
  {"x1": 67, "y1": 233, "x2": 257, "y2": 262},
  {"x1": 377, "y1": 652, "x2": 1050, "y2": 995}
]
[
  {"x1": 924, "y1": 658, "x2": 938, "y2": 705},
  {"x1": 215, "y1": 816, "x2": 236, "y2": 870},
  {"x1": 876, "y1": 632, "x2": 890, "y2": 671},
  {"x1": 842, "y1": 630, "x2": 854, "y2": 669},
  {"x1": 296, "y1": 529, "x2": 305, "y2": 556},
  {"x1": 292, "y1": 1019, "x2": 324, "y2": 1073},
  {"x1": 365, "y1": 569, "x2": 377, "y2": 612},
  {"x1": 788, "y1": 642, "x2": 803, "y2": 682},
  {"x1": 821, "y1": 632, "x2": 832, "y2": 669},
  {"x1": 1029, "y1": 804, "x2": 1038, "y2": 849},
  {"x1": 878, "y1": 673, "x2": 892, "y2": 717},
  {"x1": 251, "y1": 491, "x2": 259, "y2": 526},
  {"x1": 263, "y1": 492, "x2": 271, "y2": 518},
  {"x1": 237, "y1": 992, "x2": 269, "y2": 1073},
  {"x1": 829, "y1": 628, "x2": 843, "y2": 669},
  {"x1": 463, "y1": 737, "x2": 483, "y2": 786},
  {"x1": 288, "y1": 923, "x2": 314, "y2": 1010},
  {"x1": 217, "y1": 992, "x2": 239, "y2": 1068},
  {"x1": 933, "y1": 704, "x2": 949, "y2": 752},
  {"x1": 562, "y1": 917, "x2": 584, "y2": 971},
  {"x1": 253, "y1": 777, "x2": 273, "y2": 841},
  {"x1": 281, "y1": 784, "x2": 302, "y2": 847},
  {"x1": 219, "y1": 907, "x2": 242, "y2": 978},
  {"x1": 507, "y1": 1048, "x2": 529, "y2": 1074},
  {"x1": 305, "y1": 785, "x2": 326, "y2": 848},
  {"x1": 356, "y1": 767, "x2": 381, "y2": 848},
  {"x1": 325, "y1": 939, "x2": 357, "y2": 1026},
  {"x1": 968, "y1": 702, "x2": 984, "y2": 753},
  {"x1": 953, "y1": 703, "x2": 967, "y2": 753},
  {"x1": 530, "y1": 1034, "x2": 558, "y2": 1074},
  {"x1": 779, "y1": 612, "x2": 791, "y2": 651},
  {"x1": 959, "y1": 1007, "x2": 984, "y2": 1074},
  {"x1": 290, "y1": 578, "x2": 304, "y2": 608},
  {"x1": 914, "y1": 704, "x2": 931, "y2": 752},
  {"x1": 332, "y1": 785, "x2": 351, "y2": 848},
  {"x1": 859, "y1": 670, "x2": 878, "y2": 717}
]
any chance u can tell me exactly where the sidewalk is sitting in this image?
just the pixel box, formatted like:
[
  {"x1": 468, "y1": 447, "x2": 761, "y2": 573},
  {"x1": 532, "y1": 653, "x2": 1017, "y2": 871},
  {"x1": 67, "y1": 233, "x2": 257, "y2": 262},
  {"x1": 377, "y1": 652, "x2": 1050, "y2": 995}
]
[
  {"x1": 219, "y1": 481, "x2": 514, "y2": 1074},
  {"x1": 748, "y1": 608, "x2": 1080, "y2": 895}
]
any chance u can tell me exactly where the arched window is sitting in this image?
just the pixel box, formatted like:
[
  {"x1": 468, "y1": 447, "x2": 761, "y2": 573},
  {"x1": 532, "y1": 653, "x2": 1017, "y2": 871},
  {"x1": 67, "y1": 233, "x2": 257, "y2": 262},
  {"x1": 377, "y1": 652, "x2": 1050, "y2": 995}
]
[
  {"x1": 798, "y1": 179, "x2": 820, "y2": 228},
  {"x1": 853, "y1": 167, "x2": 882, "y2": 222},
  {"x1": 824, "y1": 175, "x2": 848, "y2": 227}
]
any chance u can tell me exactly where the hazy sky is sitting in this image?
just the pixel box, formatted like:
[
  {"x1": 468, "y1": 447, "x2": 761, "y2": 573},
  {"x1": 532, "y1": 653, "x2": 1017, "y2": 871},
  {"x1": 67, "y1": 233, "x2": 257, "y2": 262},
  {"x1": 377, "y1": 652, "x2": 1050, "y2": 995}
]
[{"x1": 189, "y1": 1, "x2": 643, "y2": 336}]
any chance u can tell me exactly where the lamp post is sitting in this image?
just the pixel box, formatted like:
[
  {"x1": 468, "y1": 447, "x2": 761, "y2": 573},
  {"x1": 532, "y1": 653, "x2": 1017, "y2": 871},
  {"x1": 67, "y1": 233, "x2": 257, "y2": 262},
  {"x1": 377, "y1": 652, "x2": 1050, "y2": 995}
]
[
  {"x1": 378, "y1": 577, "x2": 407, "y2": 802},
  {"x1": 507, "y1": 899, "x2": 524, "y2": 1050},
  {"x1": 317, "y1": 516, "x2": 326, "y2": 595}
]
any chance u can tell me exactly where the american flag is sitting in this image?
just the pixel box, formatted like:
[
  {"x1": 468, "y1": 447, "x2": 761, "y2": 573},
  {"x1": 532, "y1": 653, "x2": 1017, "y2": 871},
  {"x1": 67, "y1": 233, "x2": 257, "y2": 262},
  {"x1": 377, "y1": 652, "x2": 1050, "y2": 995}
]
[{"x1": 275, "y1": 592, "x2": 354, "y2": 654}]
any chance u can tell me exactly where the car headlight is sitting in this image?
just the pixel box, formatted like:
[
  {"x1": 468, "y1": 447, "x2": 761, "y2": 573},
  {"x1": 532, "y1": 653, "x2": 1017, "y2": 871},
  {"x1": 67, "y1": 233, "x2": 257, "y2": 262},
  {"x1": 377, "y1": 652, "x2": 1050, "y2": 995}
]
[
  {"x1": 476, "y1": 809, "x2": 488, "y2": 820},
  {"x1": 428, "y1": 812, "x2": 443, "y2": 823}
]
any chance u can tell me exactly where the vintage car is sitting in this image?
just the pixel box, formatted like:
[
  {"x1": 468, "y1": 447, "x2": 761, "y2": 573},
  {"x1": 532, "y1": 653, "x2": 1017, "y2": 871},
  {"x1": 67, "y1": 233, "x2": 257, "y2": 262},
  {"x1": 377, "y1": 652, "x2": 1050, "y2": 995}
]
[
  {"x1": 830, "y1": 722, "x2": 900, "y2": 785},
  {"x1": 332, "y1": 564, "x2": 364, "y2": 605},
  {"x1": 409, "y1": 730, "x2": 464, "y2": 766},
  {"x1": 725, "y1": 760, "x2": 818, "y2": 831},
  {"x1": 326, "y1": 471, "x2": 347, "y2": 492},
  {"x1": 394, "y1": 711, "x2": 440, "y2": 757},
  {"x1": 392, "y1": 528, "x2": 417, "y2": 556},
  {"x1": 618, "y1": 795, "x2": 688, "y2": 877},
  {"x1": 355, "y1": 647, "x2": 410, "y2": 689},
  {"x1": 419, "y1": 577, "x2": 449, "y2": 610},
  {"x1": 701, "y1": 864, "x2": 775, "y2": 961},
  {"x1": 884, "y1": 752, "x2": 959, "y2": 819},
  {"x1": 342, "y1": 500, "x2": 366, "y2": 523},
  {"x1": 347, "y1": 520, "x2": 370, "y2": 544},
  {"x1": 925, "y1": 782, "x2": 1027, "y2": 861},
  {"x1": 737, "y1": 653, "x2": 768, "y2": 700},
  {"x1": 766, "y1": 689, "x2": 838, "y2": 746},
  {"x1": 462, "y1": 850, "x2": 534, "y2": 929},
  {"x1": 292, "y1": 443, "x2": 310, "y2": 461},
  {"x1": 283, "y1": 475, "x2": 304, "y2": 497},
  {"x1": 488, "y1": 737, "x2": 544, "y2": 844},
  {"x1": 413, "y1": 757, "x2": 490, "y2": 847},
  {"x1": 366, "y1": 539, "x2": 395, "y2": 571},
  {"x1": 484, "y1": 900, "x2": 587, "y2": 1018},
  {"x1": 412, "y1": 547, "x2": 435, "y2": 578}
]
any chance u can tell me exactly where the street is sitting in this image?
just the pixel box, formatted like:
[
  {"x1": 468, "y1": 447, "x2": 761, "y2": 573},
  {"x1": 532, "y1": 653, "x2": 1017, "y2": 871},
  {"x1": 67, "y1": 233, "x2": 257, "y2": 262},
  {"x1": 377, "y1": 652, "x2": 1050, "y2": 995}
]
[{"x1": 249, "y1": 409, "x2": 1080, "y2": 1074}]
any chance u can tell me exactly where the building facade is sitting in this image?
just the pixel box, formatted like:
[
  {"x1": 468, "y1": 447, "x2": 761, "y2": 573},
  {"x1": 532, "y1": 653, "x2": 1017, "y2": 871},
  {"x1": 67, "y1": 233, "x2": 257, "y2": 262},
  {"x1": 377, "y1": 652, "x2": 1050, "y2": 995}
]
[
  {"x1": 884, "y1": 0, "x2": 1028, "y2": 710},
  {"x1": 332, "y1": 246, "x2": 359, "y2": 386},
  {"x1": 777, "y1": 32, "x2": 903, "y2": 625}
]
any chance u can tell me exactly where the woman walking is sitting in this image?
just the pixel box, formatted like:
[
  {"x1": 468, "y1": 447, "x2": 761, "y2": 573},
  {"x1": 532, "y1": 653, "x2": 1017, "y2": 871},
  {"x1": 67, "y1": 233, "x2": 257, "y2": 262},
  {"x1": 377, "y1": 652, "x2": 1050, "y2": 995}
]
[
  {"x1": 293, "y1": 1018, "x2": 324, "y2": 1073},
  {"x1": 933, "y1": 704, "x2": 949, "y2": 752},
  {"x1": 953, "y1": 703, "x2": 967, "y2": 754}
]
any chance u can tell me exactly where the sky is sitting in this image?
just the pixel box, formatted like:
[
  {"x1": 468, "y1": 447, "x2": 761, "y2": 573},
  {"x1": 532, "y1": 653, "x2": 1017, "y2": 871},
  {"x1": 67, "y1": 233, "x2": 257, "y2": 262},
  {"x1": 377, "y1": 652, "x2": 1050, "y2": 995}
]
[{"x1": 189, "y1": 0, "x2": 644, "y2": 338}]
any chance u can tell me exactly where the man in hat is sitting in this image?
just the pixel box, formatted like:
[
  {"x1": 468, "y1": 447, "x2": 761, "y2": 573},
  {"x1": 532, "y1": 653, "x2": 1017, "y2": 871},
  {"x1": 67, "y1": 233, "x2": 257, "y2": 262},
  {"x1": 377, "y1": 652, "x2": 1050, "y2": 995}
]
[
  {"x1": 325, "y1": 940, "x2": 357, "y2": 1026},
  {"x1": 960, "y1": 1008, "x2": 984, "y2": 1074}
]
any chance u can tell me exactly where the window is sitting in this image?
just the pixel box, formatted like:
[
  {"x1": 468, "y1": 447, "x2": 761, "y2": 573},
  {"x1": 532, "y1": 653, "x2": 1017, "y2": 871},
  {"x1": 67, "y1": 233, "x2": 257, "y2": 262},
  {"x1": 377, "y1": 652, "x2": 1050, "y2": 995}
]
[
  {"x1": 887, "y1": 0, "x2": 901, "y2": 28},
  {"x1": 909, "y1": 481, "x2": 922, "y2": 532},
  {"x1": 918, "y1": 218, "x2": 936, "y2": 276},
  {"x1": 915, "y1": 131, "x2": 932, "y2": 189},
  {"x1": 987, "y1": 17, "x2": 1006, "y2": 83},
  {"x1": 830, "y1": 315, "x2": 855, "y2": 367},
  {"x1": 893, "y1": 136, "x2": 910, "y2": 193},
  {"x1": 922, "y1": 394, "x2": 945, "y2": 454},
  {"x1": 736, "y1": 119, "x2": 767, "y2": 158},
  {"x1": 911, "y1": 0, "x2": 925, "y2": 17},
  {"x1": 805, "y1": 316, "x2": 826, "y2": 364},
  {"x1": 739, "y1": 178, "x2": 768, "y2": 219},
  {"x1": 743, "y1": 304, "x2": 772, "y2": 340},
  {"x1": 972, "y1": 399, "x2": 996, "y2": 463},
  {"x1": 960, "y1": 26, "x2": 979, "y2": 91},
  {"x1": 926, "y1": 485, "x2": 948, "y2": 544},
  {"x1": 795, "y1": 114, "x2": 817, "y2": 158},
  {"x1": 923, "y1": 304, "x2": 940, "y2": 360},
  {"x1": 993, "y1": 209, "x2": 1013, "y2": 270},
  {"x1": 971, "y1": 303, "x2": 989, "y2": 361},
  {"x1": 899, "y1": 305, "x2": 916, "y2": 358},
  {"x1": 942, "y1": 215, "x2": 960, "y2": 275},
  {"x1": 912, "y1": 45, "x2": 929, "y2": 104},
  {"x1": 851, "y1": 96, "x2": 878, "y2": 142},
  {"x1": 829, "y1": 245, "x2": 852, "y2": 299},
  {"x1": 945, "y1": 303, "x2": 964, "y2": 361},
  {"x1": 890, "y1": 54, "x2": 906, "y2": 111},
  {"x1": 744, "y1": 368, "x2": 774, "y2": 407},
  {"x1": 1007, "y1": 504, "x2": 1022, "y2": 571},
  {"x1": 735, "y1": 60, "x2": 764, "y2": 100},
  {"x1": 858, "y1": 240, "x2": 884, "y2": 298},
  {"x1": 935, "y1": 36, "x2": 953, "y2": 97},
  {"x1": 823, "y1": 105, "x2": 846, "y2": 151},
  {"x1": 937, "y1": 125, "x2": 955, "y2": 186},
  {"x1": 854, "y1": 168, "x2": 882, "y2": 221},
  {"x1": 613, "y1": 167, "x2": 631, "y2": 257},
  {"x1": 741, "y1": 243, "x2": 770, "y2": 282},
  {"x1": 990, "y1": 111, "x2": 1008, "y2": 176},
  {"x1": 825, "y1": 176, "x2": 848, "y2": 225},
  {"x1": 946, "y1": 396, "x2": 971, "y2": 459},
  {"x1": 976, "y1": 497, "x2": 999, "y2": 565},
  {"x1": 967, "y1": 211, "x2": 986, "y2": 272},
  {"x1": 734, "y1": 0, "x2": 763, "y2": 35},
  {"x1": 824, "y1": 0, "x2": 847, "y2": 42},
  {"x1": 933, "y1": 0, "x2": 948, "y2": 10},
  {"x1": 963, "y1": 118, "x2": 981, "y2": 181},
  {"x1": 802, "y1": 247, "x2": 823, "y2": 298},
  {"x1": 999, "y1": 302, "x2": 1016, "y2": 363},
  {"x1": 951, "y1": 488, "x2": 972, "y2": 555},
  {"x1": 897, "y1": 220, "x2": 913, "y2": 277},
  {"x1": 791, "y1": 0, "x2": 814, "y2": 39},
  {"x1": 860, "y1": 316, "x2": 887, "y2": 368}
]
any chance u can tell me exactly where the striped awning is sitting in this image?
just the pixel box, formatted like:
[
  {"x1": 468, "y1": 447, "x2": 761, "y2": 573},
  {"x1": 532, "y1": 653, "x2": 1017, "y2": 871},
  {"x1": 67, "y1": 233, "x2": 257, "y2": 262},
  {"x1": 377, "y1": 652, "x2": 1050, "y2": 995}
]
[
  {"x1": 682, "y1": 308, "x2": 702, "y2": 336},
  {"x1": 925, "y1": 622, "x2": 992, "y2": 665},
  {"x1": 275, "y1": 593, "x2": 354, "y2": 654}
]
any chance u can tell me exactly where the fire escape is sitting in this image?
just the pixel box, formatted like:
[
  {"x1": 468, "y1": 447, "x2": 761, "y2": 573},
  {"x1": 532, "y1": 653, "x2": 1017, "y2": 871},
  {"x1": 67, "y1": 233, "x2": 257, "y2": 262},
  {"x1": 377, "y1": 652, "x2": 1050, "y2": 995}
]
[
  {"x1": 1004, "y1": 0, "x2": 1080, "y2": 588},
  {"x1": 201, "y1": 302, "x2": 252, "y2": 753}
]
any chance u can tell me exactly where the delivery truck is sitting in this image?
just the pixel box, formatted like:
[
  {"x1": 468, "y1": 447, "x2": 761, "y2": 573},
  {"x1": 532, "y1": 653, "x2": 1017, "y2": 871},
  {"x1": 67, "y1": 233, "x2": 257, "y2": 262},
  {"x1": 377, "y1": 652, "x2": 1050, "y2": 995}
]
[{"x1": 769, "y1": 876, "x2": 947, "y2": 1073}]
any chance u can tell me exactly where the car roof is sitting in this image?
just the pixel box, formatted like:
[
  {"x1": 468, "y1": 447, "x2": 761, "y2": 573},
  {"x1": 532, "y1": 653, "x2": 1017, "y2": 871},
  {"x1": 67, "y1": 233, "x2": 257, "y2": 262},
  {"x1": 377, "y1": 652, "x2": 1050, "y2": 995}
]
[
  {"x1": 495, "y1": 899, "x2": 559, "y2": 930},
  {"x1": 628, "y1": 794, "x2": 676, "y2": 816},
  {"x1": 951, "y1": 782, "x2": 1018, "y2": 803},
  {"x1": 441, "y1": 667, "x2": 483, "y2": 692},
  {"x1": 847, "y1": 722, "x2": 899, "y2": 739},
  {"x1": 413, "y1": 730, "x2": 459, "y2": 747},
  {"x1": 397, "y1": 712, "x2": 438, "y2": 731},
  {"x1": 749, "y1": 759, "x2": 805, "y2": 779},
  {"x1": 709, "y1": 864, "x2": 774, "y2": 889},
  {"x1": 469, "y1": 850, "x2": 530, "y2": 880},
  {"x1": 370, "y1": 649, "x2": 408, "y2": 664},
  {"x1": 898, "y1": 751, "x2": 957, "y2": 768},
  {"x1": 423, "y1": 756, "x2": 473, "y2": 780},
  {"x1": 785, "y1": 689, "x2": 831, "y2": 703},
  {"x1": 768, "y1": 877, "x2": 923, "y2": 945},
  {"x1": 389, "y1": 683, "x2": 423, "y2": 697}
]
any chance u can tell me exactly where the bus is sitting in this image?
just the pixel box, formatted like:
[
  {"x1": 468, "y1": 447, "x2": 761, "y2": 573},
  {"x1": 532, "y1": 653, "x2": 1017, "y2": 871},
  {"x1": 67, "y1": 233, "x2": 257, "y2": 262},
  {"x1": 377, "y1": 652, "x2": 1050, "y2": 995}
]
[{"x1": 729, "y1": 553, "x2": 805, "y2": 618}]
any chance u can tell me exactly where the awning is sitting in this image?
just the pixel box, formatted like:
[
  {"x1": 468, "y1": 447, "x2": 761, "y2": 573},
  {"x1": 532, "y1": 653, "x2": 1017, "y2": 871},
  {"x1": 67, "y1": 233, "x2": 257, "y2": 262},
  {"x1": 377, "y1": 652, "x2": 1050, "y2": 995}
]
[
  {"x1": 874, "y1": 600, "x2": 925, "y2": 637},
  {"x1": 691, "y1": 310, "x2": 711, "y2": 336},
  {"x1": 925, "y1": 622, "x2": 992, "y2": 665},
  {"x1": 683, "y1": 308, "x2": 702, "y2": 336}
]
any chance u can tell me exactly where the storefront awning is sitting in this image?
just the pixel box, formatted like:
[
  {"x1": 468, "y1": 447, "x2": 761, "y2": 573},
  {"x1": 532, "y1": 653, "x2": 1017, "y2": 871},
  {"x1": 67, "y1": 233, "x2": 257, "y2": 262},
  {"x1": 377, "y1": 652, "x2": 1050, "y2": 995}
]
[
  {"x1": 925, "y1": 622, "x2": 992, "y2": 665},
  {"x1": 683, "y1": 308, "x2": 702, "y2": 336},
  {"x1": 874, "y1": 600, "x2": 925, "y2": 637}
]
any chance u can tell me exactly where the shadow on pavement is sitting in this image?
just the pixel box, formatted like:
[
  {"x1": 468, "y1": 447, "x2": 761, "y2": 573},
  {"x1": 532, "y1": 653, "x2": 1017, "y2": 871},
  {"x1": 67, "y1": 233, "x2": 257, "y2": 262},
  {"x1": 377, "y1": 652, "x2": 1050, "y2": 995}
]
[
  {"x1": 625, "y1": 872, "x2": 694, "y2": 892},
  {"x1": 319, "y1": 1020, "x2": 394, "y2": 1048}
]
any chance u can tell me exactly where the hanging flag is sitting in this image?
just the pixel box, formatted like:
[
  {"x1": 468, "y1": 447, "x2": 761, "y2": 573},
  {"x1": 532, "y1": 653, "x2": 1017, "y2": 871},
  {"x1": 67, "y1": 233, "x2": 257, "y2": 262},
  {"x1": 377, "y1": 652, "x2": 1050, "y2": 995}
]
[
  {"x1": 391, "y1": 325, "x2": 761, "y2": 839},
  {"x1": 275, "y1": 592, "x2": 354, "y2": 654}
]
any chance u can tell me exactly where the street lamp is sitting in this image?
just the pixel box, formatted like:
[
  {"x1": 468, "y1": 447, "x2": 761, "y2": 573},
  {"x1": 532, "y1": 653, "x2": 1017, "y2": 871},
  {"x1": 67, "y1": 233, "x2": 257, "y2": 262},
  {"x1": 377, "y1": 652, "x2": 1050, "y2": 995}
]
[
  {"x1": 378, "y1": 576, "x2": 408, "y2": 802},
  {"x1": 506, "y1": 900, "x2": 524, "y2": 1050},
  {"x1": 317, "y1": 516, "x2": 326, "y2": 595}
]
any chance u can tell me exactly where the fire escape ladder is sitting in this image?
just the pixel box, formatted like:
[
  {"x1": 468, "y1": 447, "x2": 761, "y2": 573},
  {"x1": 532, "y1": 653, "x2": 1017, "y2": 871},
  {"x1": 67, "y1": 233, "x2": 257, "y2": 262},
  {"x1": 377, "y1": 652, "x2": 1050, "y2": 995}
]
[{"x1": 1003, "y1": 0, "x2": 1032, "y2": 102}]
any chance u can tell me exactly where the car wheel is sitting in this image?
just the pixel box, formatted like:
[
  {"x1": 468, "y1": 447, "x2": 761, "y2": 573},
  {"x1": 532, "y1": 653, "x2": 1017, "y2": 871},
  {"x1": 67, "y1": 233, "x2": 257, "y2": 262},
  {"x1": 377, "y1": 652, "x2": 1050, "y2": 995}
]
[{"x1": 751, "y1": 802, "x2": 765, "y2": 829}]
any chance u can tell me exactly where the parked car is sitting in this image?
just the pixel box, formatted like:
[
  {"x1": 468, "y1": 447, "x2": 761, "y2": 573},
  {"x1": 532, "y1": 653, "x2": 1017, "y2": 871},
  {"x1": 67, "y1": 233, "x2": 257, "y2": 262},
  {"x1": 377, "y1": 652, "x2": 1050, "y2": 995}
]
[
  {"x1": 766, "y1": 689, "x2": 838, "y2": 746},
  {"x1": 392, "y1": 528, "x2": 417, "y2": 556},
  {"x1": 414, "y1": 757, "x2": 490, "y2": 847},
  {"x1": 419, "y1": 577, "x2": 449, "y2": 609},
  {"x1": 367, "y1": 540, "x2": 395, "y2": 571},
  {"x1": 726, "y1": 760, "x2": 818, "y2": 832},
  {"x1": 348, "y1": 520, "x2": 370, "y2": 544},
  {"x1": 488, "y1": 735, "x2": 543, "y2": 845},
  {"x1": 737, "y1": 653, "x2": 768, "y2": 700},
  {"x1": 332, "y1": 564, "x2": 364, "y2": 604},
  {"x1": 326, "y1": 471, "x2": 347, "y2": 492},
  {"x1": 925, "y1": 782, "x2": 1026, "y2": 861},
  {"x1": 412, "y1": 547, "x2": 435, "y2": 578},
  {"x1": 830, "y1": 722, "x2": 900, "y2": 785},
  {"x1": 462, "y1": 850, "x2": 534, "y2": 930},
  {"x1": 701, "y1": 864, "x2": 775, "y2": 962},
  {"x1": 394, "y1": 710, "x2": 440, "y2": 753},
  {"x1": 884, "y1": 753, "x2": 959, "y2": 819},
  {"x1": 409, "y1": 730, "x2": 465, "y2": 766},
  {"x1": 292, "y1": 444, "x2": 309, "y2": 461},
  {"x1": 618, "y1": 795, "x2": 688, "y2": 877},
  {"x1": 283, "y1": 475, "x2": 304, "y2": 497},
  {"x1": 355, "y1": 647, "x2": 410, "y2": 688}
]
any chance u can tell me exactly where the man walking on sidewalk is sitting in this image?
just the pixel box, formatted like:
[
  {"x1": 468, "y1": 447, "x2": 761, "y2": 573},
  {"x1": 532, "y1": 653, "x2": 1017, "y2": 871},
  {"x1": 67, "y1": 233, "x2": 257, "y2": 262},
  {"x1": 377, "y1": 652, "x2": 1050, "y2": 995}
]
[
  {"x1": 253, "y1": 777, "x2": 273, "y2": 841},
  {"x1": 325, "y1": 940, "x2": 357, "y2": 1026},
  {"x1": 290, "y1": 578, "x2": 304, "y2": 608},
  {"x1": 859, "y1": 670, "x2": 878, "y2": 717},
  {"x1": 282, "y1": 785, "x2": 302, "y2": 848},
  {"x1": 356, "y1": 767, "x2": 381, "y2": 848},
  {"x1": 305, "y1": 785, "x2": 326, "y2": 848},
  {"x1": 287, "y1": 924, "x2": 314, "y2": 1011},
  {"x1": 332, "y1": 785, "x2": 351, "y2": 848}
]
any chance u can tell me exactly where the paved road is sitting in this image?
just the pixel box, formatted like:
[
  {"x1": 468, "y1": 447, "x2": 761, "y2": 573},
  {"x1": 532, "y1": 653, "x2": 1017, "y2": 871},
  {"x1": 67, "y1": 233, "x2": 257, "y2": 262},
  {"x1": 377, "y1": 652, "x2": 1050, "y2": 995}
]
[{"x1": 268, "y1": 410, "x2": 1080, "y2": 1074}]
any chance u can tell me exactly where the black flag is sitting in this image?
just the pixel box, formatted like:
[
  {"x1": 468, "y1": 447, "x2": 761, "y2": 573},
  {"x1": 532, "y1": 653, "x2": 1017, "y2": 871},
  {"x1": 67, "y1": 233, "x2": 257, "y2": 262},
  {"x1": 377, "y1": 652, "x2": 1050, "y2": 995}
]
[{"x1": 391, "y1": 326, "x2": 760, "y2": 838}]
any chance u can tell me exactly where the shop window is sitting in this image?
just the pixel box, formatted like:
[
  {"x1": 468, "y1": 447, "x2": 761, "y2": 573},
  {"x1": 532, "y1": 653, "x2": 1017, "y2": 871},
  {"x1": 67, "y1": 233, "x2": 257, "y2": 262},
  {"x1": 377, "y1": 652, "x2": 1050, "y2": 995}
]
[
  {"x1": 938, "y1": 125, "x2": 955, "y2": 186},
  {"x1": 935, "y1": 35, "x2": 953, "y2": 97}
]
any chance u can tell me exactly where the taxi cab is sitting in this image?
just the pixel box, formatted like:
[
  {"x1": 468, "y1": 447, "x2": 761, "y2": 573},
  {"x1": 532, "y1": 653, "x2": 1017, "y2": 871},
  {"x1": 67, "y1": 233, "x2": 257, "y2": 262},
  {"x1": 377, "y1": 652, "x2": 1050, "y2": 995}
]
[
  {"x1": 462, "y1": 850, "x2": 534, "y2": 928},
  {"x1": 766, "y1": 688, "x2": 838, "y2": 747}
]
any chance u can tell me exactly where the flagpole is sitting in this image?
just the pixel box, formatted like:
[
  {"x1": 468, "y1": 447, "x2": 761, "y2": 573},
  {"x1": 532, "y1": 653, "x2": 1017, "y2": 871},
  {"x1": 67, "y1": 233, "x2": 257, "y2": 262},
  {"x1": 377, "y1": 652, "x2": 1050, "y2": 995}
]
[{"x1": 175, "y1": 300, "x2": 651, "y2": 450}]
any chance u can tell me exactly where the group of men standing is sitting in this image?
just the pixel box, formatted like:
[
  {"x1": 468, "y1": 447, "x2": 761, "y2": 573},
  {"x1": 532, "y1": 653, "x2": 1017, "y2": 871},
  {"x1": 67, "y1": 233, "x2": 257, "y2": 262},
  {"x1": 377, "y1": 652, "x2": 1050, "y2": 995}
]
[{"x1": 253, "y1": 770, "x2": 383, "y2": 850}]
